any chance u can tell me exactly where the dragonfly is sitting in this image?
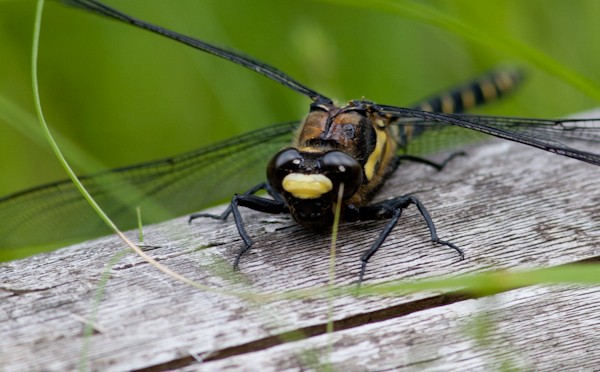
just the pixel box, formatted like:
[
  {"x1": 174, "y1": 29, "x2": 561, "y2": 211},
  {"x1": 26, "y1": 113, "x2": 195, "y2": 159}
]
[{"x1": 1, "y1": 0, "x2": 599, "y2": 281}]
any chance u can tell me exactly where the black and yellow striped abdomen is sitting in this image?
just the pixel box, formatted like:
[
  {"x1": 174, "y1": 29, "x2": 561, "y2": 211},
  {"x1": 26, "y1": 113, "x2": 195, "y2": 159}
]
[
  {"x1": 396, "y1": 68, "x2": 524, "y2": 150},
  {"x1": 413, "y1": 68, "x2": 523, "y2": 114}
]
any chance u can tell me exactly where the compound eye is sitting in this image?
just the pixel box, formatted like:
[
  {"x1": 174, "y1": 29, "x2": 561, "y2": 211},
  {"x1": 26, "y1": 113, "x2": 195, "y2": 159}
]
[
  {"x1": 269, "y1": 148, "x2": 302, "y2": 171},
  {"x1": 267, "y1": 148, "x2": 303, "y2": 191},
  {"x1": 321, "y1": 151, "x2": 363, "y2": 199}
]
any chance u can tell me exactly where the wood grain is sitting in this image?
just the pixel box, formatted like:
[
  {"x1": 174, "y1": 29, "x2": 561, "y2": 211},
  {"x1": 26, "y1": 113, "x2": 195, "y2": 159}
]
[{"x1": 1, "y1": 131, "x2": 598, "y2": 371}]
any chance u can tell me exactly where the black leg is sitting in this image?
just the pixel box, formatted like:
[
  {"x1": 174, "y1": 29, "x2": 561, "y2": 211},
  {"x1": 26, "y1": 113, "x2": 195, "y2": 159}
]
[
  {"x1": 357, "y1": 194, "x2": 463, "y2": 284},
  {"x1": 398, "y1": 151, "x2": 465, "y2": 171},
  {"x1": 230, "y1": 194, "x2": 287, "y2": 268},
  {"x1": 189, "y1": 182, "x2": 283, "y2": 223},
  {"x1": 190, "y1": 189, "x2": 287, "y2": 268},
  {"x1": 357, "y1": 208, "x2": 402, "y2": 284},
  {"x1": 188, "y1": 181, "x2": 288, "y2": 268}
]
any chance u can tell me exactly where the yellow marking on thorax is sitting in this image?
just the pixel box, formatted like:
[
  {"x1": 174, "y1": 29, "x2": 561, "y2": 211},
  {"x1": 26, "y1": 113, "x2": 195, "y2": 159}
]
[
  {"x1": 389, "y1": 122, "x2": 401, "y2": 143},
  {"x1": 364, "y1": 123, "x2": 388, "y2": 181}
]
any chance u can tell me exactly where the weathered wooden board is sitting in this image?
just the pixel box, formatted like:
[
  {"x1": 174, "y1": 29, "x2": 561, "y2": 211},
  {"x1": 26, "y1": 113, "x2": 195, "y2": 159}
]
[
  {"x1": 0, "y1": 133, "x2": 598, "y2": 371},
  {"x1": 191, "y1": 285, "x2": 600, "y2": 371}
]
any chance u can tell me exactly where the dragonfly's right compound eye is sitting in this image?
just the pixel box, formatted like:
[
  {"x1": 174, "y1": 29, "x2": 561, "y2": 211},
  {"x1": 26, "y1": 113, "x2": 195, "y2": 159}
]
[
  {"x1": 267, "y1": 148, "x2": 303, "y2": 192},
  {"x1": 267, "y1": 148, "x2": 302, "y2": 175}
]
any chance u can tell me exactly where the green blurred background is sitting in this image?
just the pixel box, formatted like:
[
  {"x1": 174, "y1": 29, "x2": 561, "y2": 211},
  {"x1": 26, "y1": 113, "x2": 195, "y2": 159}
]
[{"x1": 1, "y1": 0, "x2": 599, "y2": 200}]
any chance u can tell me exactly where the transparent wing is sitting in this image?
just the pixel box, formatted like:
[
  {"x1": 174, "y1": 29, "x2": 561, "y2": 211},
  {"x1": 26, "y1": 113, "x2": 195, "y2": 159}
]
[
  {"x1": 377, "y1": 103, "x2": 600, "y2": 165},
  {"x1": 4, "y1": 107, "x2": 600, "y2": 253},
  {"x1": 459, "y1": 114, "x2": 600, "y2": 145},
  {"x1": 397, "y1": 124, "x2": 489, "y2": 156},
  {"x1": 0, "y1": 121, "x2": 298, "y2": 250}
]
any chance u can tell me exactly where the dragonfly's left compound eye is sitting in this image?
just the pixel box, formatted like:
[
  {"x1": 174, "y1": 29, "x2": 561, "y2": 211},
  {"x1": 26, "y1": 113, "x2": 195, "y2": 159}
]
[{"x1": 320, "y1": 151, "x2": 363, "y2": 199}]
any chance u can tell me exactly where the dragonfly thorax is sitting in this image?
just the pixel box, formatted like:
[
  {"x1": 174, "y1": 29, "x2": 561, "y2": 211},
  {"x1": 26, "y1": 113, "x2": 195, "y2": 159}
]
[{"x1": 297, "y1": 102, "x2": 377, "y2": 161}]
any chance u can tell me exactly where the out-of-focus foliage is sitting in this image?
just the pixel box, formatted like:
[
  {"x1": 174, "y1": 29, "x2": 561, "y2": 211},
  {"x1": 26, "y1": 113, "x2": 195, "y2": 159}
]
[{"x1": 1, "y1": 0, "x2": 599, "y2": 210}]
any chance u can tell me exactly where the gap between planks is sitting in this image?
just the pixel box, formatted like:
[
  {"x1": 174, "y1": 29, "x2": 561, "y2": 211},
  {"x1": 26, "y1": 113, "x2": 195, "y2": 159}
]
[{"x1": 128, "y1": 256, "x2": 600, "y2": 372}]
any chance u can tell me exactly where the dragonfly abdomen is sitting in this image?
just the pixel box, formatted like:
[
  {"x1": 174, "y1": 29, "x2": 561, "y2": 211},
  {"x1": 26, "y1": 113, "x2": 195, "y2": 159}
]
[
  {"x1": 414, "y1": 68, "x2": 523, "y2": 114},
  {"x1": 395, "y1": 68, "x2": 524, "y2": 149}
]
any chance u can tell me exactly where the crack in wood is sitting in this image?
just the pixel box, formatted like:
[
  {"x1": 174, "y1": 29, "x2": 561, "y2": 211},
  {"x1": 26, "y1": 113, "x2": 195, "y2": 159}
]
[
  {"x1": 0, "y1": 285, "x2": 60, "y2": 295},
  {"x1": 129, "y1": 257, "x2": 599, "y2": 371},
  {"x1": 131, "y1": 293, "x2": 471, "y2": 371}
]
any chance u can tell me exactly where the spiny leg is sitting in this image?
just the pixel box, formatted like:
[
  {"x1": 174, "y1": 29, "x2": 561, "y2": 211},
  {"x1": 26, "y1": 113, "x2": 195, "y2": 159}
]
[
  {"x1": 357, "y1": 194, "x2": 463, "y2": 284},
  {"x1": 358, "y1": 208, "x2": 402, "y2": 284}
]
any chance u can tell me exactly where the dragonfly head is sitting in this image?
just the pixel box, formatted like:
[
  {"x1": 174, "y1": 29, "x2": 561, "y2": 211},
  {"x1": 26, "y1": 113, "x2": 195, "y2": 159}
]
[{"x1": 267, "y1": 148, "x2": 363, "y2": 230}]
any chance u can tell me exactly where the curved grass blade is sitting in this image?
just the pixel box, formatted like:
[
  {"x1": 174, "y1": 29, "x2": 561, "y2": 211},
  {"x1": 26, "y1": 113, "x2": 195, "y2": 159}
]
[{"x1": 0, "y1": 121, "x2": 297, "y2": 253}]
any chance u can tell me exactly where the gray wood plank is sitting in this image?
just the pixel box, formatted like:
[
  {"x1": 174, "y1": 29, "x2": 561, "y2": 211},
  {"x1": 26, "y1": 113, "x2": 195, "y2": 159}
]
[
  {"x1": 0, "y1": 126, "x2": 598, "y2": 370},
  {"x1": 198, "y1": 285, "x2": 600, "y2": 371}
]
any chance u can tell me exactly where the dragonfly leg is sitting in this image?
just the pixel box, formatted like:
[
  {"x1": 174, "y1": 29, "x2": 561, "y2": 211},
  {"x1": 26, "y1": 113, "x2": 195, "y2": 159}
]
[
  {"x1": 189, "y1": 182, "x2": 287, "y2": 268},
  {"x1": 356, "y1": 195, "x2": 463, "y2": 284},
  {"x1": 397, "y1": 151, "x2": 466, "y2": 171},
  {"x1": 189, "y1": 182, "x2": 282, "y2": 222},
  {"x1": 229, "y1": 193, "x2": 287, "y2": 268}
]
